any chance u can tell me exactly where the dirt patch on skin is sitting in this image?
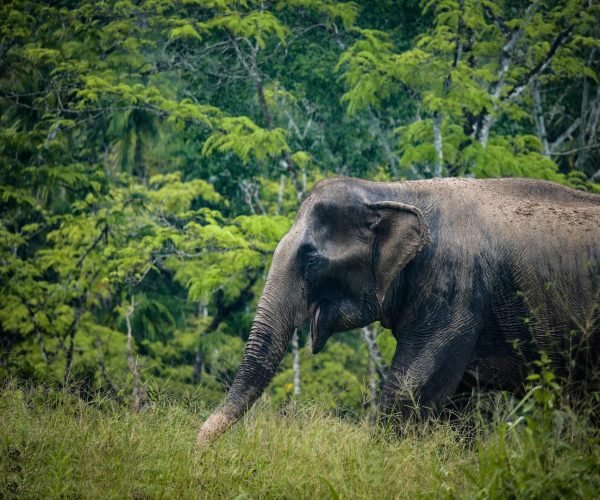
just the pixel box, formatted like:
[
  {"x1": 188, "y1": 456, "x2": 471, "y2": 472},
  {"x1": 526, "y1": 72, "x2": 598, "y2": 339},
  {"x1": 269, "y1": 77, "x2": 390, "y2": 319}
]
[
  {"x1": 513, "y1": 203, "x2": 596, "y2": 223},
  {"x1": 514, "y1": 203, "x2": 538, "y2": 217}
]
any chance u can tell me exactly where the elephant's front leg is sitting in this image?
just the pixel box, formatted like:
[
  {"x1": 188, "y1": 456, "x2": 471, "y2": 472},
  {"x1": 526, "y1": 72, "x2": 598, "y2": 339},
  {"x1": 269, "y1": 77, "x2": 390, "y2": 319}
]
[{"x1": 380, "y1": 319, "x2": 480, "y2": 422}]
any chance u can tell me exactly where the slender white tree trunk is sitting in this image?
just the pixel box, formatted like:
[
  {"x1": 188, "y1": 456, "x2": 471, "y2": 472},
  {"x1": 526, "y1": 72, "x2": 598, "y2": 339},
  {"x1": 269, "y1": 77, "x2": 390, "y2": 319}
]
[
  {"x1": 292, "y1": 328, "x2": 301, "y2": 398},
  {"x1": 276, "y1": 174, "x2": 285, "y2": 215},
  {"x1": 532, "y1": 80, "x2": 550, "y2": 156},
  {"x1": 362, "y1": 326, "x2": 378, "y2": 420},
  {"x1": 192, "y1": 302, "x2": 208, "y2": 383},
  {"x1": 433, "y1": 111, "x2": 443, "y2": 177},
  {"x1": 576, "y1": 85, "x2": 600, "y2": 169},
  {"x1": 125, "y1": 295, "x2": 149, "y2": 411},
  {"x1": 478, "y1": 114, "x2": 494, "y2": 148}
]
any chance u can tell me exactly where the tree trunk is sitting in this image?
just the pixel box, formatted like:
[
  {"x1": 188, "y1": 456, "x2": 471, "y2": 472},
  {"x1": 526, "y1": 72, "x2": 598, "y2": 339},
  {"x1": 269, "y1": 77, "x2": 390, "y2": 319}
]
[
  {"x1": 125, "y1": 296, "x2": 149, "y2": 411},
  {"x1": 276, "y1": 174, "x2": 285, "y2": 215},
  {"x1": 63, "y1": 306, "x2": 82, "y2": 385},
  {"x1": 532, "y1": 79, "x2": 550, "y2": 156},
  {"x1": 192, "y1": 303, "x2": 208, "y2": 383},
  {"x1": 433, "y1": 111, "x2": 443, "y2": 177},
  {"x1": 478, "y1": 113, "x2": 494, "y2": 148},
  {"x1": 292, "y1": 328, "x2": 301, "y2": 398},
  {"x1": 575, "y1": 84, "x2": 600, "y2": 170},
  {"x1": 362, "y1": 326, "x2": 378, "y2": 421}
]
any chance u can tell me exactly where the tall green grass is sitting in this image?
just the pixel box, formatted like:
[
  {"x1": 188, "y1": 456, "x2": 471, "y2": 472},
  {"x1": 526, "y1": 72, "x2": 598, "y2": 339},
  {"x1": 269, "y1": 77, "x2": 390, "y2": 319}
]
[{"x1": 1, "y1": 380, "x2": 599, "y2": 499}]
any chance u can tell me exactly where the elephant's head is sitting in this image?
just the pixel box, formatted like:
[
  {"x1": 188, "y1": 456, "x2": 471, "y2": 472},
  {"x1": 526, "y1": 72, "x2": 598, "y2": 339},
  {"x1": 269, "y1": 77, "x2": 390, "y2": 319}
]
[{"x1": 196, "y1": 179, "x2": 430, "y2": 445}]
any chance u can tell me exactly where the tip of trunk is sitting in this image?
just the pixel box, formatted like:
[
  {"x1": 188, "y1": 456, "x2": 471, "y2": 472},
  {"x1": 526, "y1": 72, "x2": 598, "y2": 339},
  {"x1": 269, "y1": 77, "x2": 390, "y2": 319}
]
[{"x1": 196, "y1": 409, "x2": 235, "y2": 448}]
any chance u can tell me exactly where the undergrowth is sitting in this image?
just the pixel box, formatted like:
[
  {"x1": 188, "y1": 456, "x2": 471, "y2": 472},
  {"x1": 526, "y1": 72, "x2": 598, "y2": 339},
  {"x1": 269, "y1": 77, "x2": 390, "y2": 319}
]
[{"x1": 0, "y1": 376, "x2": 599, "y2": 499}]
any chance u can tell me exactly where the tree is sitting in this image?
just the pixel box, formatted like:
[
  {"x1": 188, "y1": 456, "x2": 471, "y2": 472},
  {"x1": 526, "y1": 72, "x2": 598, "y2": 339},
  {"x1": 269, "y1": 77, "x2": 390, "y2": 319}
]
[{"x1": 338, "y1": 0, "x2": 600, "y2": 187}]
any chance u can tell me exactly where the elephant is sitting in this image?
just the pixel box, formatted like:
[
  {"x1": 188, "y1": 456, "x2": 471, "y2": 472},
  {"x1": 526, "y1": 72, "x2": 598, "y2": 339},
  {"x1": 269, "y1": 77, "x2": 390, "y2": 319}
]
[{"x1": 197, "y1": 177, "x2": 600, "y2": 444}]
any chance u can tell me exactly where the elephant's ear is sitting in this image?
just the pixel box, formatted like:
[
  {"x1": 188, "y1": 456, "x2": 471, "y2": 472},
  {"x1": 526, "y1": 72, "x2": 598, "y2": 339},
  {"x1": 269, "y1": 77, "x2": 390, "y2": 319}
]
[{"x1": 365, "y1": 201, "x2": 431, "y2": 303}]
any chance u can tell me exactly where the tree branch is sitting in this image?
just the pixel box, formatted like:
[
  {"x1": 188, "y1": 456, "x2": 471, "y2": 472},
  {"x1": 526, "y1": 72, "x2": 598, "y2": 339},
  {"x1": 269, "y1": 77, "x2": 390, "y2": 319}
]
[
  {"x1": 549, "y1": 117, "x2": 582, "y2": 153},
  {"x1": 74, "y1": 222, "x2": 109, "y2": 271},
  {"x1": 551, "y1": 143, "x2": 600, "y2": 156},
  {"x1": 505, "y1": 25, "x2": 575, "y2": 103}
]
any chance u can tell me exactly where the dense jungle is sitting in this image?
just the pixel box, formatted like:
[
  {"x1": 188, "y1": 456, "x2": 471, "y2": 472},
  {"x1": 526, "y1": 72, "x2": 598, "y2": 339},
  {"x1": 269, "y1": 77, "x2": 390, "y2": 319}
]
[{"x1": 1, "y1": 0, "x2": 600, "y2": 497}]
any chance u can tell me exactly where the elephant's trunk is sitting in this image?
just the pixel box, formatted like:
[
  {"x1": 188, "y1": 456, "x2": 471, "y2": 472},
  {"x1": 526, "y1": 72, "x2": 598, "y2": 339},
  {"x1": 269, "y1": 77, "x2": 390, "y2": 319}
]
[{"x1": 196, "y1": 232, "x2": 306, "y2": 446}]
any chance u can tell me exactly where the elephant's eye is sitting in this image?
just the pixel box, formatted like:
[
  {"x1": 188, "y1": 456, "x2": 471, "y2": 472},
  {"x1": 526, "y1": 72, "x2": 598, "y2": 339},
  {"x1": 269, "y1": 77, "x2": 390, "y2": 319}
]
[
  {"x1": 298, "y1": 242, "x2": 324, "y2": 276},
  {"x1": 306, "y1": 252, "x2": 320, "y2": 266},
  {"x1": 303, "y1": 251, "x2": 323, "y2": 275}
]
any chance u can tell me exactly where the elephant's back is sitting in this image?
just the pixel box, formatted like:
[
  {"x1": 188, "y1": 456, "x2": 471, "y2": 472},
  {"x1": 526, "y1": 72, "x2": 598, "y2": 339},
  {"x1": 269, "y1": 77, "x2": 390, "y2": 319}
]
[
  {"x1": 417, "y1": 177, "x2": 600, "y2": 238},
  {"x1": 403, "y1": 177, "x2": 599, "y2": 206},
  {"x1": 481, "y1": 177, "x2": 600, "y2": 206},
  {"x1": 400, "y1": 177, "x2": 599, "y2": 249}
]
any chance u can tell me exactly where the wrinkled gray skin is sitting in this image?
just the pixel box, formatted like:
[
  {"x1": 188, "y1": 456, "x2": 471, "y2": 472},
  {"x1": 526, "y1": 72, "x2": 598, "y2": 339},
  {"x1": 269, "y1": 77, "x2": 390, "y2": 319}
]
[{"x1": 197, "y1": 177, "x2": 600, "y2": 445}]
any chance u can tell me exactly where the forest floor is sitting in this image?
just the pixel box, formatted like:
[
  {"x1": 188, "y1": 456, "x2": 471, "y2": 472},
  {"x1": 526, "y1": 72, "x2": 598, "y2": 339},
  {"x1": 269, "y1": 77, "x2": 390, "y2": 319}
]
[{"x1": 1, "y1": 383, "x2": 599, "y2": 499}]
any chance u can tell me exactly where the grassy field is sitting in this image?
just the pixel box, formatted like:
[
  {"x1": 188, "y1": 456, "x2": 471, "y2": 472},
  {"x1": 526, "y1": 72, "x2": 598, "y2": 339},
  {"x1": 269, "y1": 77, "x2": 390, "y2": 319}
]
[{"x1": 1, "y1": 382, "x2": 599, "y2": 499}]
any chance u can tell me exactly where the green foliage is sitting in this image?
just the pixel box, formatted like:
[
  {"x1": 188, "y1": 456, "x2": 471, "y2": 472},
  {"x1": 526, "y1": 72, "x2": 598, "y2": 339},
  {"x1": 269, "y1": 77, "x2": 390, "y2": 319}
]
[
  {"x1": 338, "y1": 0, "x2": 600, "y2": 181},
  {"x1": 470, "y1": 356, "x2": 600, "y2": 498},
  {"x1": 337, "y1": 29, "x2": 398, "y2": 115},
  {"x1": 278, "y1": 0, "x2": 359, "y2": 30},
  {"x1": 170, "y1": 24, "x2": 202, "y2": 41},
  {"x1": 148, "y1": 172, "x2": 223, "y2": 213},
  {"x1": 198, "y1": 9, "x2": 289, "y2": 48},
  {"x1": 465, "y1": 137, "x2": 565, "y2": 182},
  {"x1": 202, "y1": 117, "x2": 290, "y2": 162}
]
